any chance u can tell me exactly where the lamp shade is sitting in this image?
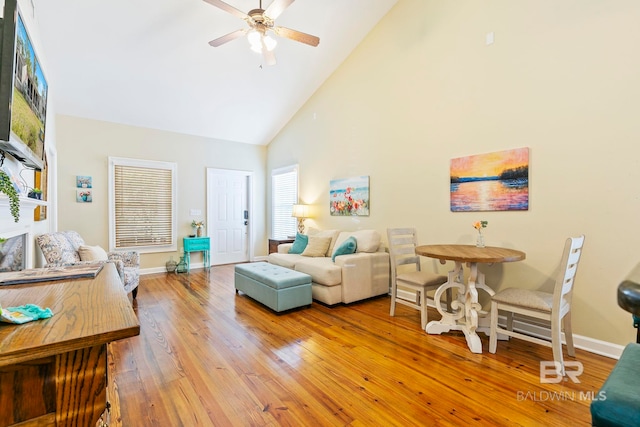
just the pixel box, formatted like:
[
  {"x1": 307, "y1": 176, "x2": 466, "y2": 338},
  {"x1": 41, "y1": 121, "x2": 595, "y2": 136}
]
[{"x1": 291, "y1": 204, "x2": 309, "y2": 219}]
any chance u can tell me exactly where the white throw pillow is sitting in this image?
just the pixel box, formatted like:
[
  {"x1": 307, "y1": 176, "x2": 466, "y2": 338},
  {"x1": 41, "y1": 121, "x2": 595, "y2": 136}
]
[
  {"x1": 307, "y1": 228, "x2": 340, "y2": 256},
  {"x1": 78, "y1": 245, "x2": 108, "y2": 261},
  {"x1": 333, "y1": 230, "x2": 381, "y2": 254},
  {"x1": 301, "y1": 236, "x2": 332, "y2": 257}
]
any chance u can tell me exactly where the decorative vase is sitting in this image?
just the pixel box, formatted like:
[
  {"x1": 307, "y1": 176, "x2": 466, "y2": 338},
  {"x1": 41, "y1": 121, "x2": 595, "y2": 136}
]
[
  {"x1": 476, "y1": 231, "x2": 485, "y2": 248},
  {"x1": 176, "y1": 255, "x2": 188, "y2": 274},
  {"x1": 165, "y1": 256, "x2": 177, "y2": 273},
  {"x1": 196, "y1": 226, "x2": 203, "y2": 237}
]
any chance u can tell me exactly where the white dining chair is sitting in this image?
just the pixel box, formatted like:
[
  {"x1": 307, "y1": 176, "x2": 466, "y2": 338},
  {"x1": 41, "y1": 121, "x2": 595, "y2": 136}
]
[
  {"x1": 387, "y1": 228, "x2": 450, "y2": 329},
  {"x1": 489, "y1": 235, "x2": 585, "y2": 375}
]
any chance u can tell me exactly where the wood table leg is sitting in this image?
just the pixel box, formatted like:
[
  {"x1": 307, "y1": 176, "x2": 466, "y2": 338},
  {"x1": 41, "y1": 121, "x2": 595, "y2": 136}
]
[
  {"x1": 462, "y1": 262, "x2": 484, "y2": 353},
  {"x1": 426, "y1": 262, "x2": 495, "y2": 354},
  {"x1": 426, "y1": 262, "x2": 465, "y2": 334}
]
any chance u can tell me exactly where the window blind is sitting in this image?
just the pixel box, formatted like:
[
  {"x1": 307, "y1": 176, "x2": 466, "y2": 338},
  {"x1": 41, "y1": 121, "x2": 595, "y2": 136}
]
[
  {"x1": 109, "y1": 157, "x2": 177, "y2": 252},
  {"x1": 271, "y1": 165, "x2": 298, "y2": 239}
]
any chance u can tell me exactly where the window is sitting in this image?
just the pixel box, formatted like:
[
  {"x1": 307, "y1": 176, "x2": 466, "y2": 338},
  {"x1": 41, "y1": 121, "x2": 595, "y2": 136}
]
[
  {"x1": 109, "y1": 157, "x2": 177, "y2": 252},
  {"x1": 271, "y1": 165, "x2": 298, "y2": 239}
]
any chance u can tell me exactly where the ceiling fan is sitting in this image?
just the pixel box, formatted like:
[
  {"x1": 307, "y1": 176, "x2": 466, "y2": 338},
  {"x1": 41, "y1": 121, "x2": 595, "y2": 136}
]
[{"x1": 203, "y1": 0, "x2": 320, "y2": 66}]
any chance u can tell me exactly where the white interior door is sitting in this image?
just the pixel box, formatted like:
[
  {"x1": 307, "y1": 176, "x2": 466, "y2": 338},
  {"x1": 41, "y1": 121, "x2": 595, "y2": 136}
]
[{"x1": 207, "y1": 169, "x2": 251, "y2": 265}]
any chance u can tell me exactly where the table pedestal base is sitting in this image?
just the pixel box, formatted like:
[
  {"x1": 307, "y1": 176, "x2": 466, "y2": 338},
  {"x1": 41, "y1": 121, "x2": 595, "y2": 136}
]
[{"x1": 425, "y1": 261, "x2": 496, "y2": 354}]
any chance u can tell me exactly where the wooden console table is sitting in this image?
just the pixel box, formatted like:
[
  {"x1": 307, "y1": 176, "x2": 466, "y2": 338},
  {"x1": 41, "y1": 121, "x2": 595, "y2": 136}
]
[
  {"x1": 268, "y1": 238, "x2": 295, "y2": 254},
  {"x1": 0, "y1": 263, "x2": 140, "y2": 426}
]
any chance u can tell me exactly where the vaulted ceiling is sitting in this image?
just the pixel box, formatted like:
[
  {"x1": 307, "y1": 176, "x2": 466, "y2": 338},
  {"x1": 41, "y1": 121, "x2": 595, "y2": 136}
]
[{"x1": 33, "y1": 0, "x2": 397, "y2": 145}]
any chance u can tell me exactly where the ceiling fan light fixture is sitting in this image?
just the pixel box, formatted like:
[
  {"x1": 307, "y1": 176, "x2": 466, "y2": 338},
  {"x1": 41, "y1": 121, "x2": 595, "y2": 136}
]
[
  {"x1": 247, "y1": 30, "x2": 277, "y2": 54},
  {"x1": 263, "y1": 34, "x2": 277, "y2": 52},
  {"x1": 247, "y1": 29, "x2": 262, "y2": 52},
  {"x1": 249, "y1": 42, "x2": 262, "y2": 53}
]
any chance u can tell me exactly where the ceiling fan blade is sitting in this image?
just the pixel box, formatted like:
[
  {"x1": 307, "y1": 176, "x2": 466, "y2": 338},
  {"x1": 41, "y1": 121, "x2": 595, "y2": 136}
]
[
  {"x1": 264, "y1": 0, "x2": 295, "y2": 20},
  {"x1": 208, "y1": 29, "x2": 247, "y2": 47},
  {"x1": 273, "y1": 26, "x2": 320, "y2": 47},
  {"x1": 262, "y1": 39, "x2": 277, "y2": 66},
  {"x1": 202, "y1": 0, "x2": 248, "y2": 20}
]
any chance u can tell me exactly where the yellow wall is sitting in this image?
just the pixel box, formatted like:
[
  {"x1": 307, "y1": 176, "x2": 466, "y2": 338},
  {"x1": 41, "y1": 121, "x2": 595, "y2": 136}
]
[
  {"x1": 55, "y1": 115, "x2": 267, "y2": 269},
  {"x1": 267, "y1": 0, "x2": 640, "y2": 346}
]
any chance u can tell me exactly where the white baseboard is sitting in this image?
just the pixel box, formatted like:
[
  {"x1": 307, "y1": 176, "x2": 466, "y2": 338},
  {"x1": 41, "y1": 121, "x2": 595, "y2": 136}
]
[
  {"x1": 140, "y1": 258, "x2": 266, "y2": 274},
  {"x1": 509, "y1": 317, "x2": 625, "y2": 360},
  {"x1": 141, "y1": 266, "x2": 166, "y2": 275},
  {"x1": 396, "y1": 289, "x2": 624, "y2": 360},
  {"x1": 141, "y1": 261, "x2": 206, "y2": 275}
]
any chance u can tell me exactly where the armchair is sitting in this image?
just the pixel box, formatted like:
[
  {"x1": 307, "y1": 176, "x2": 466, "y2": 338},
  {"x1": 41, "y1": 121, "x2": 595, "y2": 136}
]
[{"x1": 36, "y1": 231, "x2": 140, "y2": 298}]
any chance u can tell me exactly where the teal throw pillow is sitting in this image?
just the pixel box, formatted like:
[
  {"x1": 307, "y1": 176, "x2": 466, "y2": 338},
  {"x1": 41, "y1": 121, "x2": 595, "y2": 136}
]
[
  {"x1": 288, "y1": 233, "x2": 308, "y2": 254},
  {"x1": 332, "y1": 236, "x2": 357, "y2": 261}
]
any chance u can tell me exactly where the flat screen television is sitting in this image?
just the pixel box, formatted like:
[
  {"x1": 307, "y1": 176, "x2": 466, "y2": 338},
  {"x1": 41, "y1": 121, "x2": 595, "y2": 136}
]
[{"x1": 0, "y1": 0, "x2": 47, "y2": 170}]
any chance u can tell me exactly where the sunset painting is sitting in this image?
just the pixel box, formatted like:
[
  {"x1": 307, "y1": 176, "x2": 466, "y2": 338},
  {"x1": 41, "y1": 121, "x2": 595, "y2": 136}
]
[{"x1": 450, "y1": 147, "x2": 529, "y2": 211}]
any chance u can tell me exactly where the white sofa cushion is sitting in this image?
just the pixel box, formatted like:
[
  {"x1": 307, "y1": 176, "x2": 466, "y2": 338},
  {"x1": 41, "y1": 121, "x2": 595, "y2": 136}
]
[
  {"x1": 267, "y1": 253, "x2": 303, "y2": 269},
  {"x1": 334, "y1": 230, "x2": 381, "y2": 254},
  {"x1": 293, "y1": 257, "x2": 342, "y2": 287}
]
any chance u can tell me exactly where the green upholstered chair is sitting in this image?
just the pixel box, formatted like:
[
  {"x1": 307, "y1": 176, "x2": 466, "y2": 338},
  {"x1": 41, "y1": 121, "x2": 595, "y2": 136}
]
[
  {"x1": 590, "y1": 343, "x2": 640, "y2": 427},
  {"x1": 590, "y1": 264, "x2": 640, "y2": 426}
]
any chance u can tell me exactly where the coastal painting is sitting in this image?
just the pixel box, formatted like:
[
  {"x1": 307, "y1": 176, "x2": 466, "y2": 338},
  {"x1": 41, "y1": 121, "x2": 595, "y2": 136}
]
[
  {"x1": 450, "y1": 148, "x2": 529, "y2": 211},
  {"x1": 76, "y1": 175, "x2": 92, "y2": 188},
  {"x1": 76, "y1": 189, "x2": 92, "y2": 203},
  {"x1": 330, "y1": 176, "x2": 370, "y2": 216}
]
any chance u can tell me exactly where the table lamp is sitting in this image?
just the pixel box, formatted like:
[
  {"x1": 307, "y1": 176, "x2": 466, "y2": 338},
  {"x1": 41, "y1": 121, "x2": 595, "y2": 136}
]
[{"x1": 291, "y1": 204, "x2": 310, "y2": 234}]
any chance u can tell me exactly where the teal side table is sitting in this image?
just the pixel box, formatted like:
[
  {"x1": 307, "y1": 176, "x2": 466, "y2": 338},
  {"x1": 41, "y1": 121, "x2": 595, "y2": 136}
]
[{"x1": 183, "y1": 236, "x2": 211, "y2": 273}]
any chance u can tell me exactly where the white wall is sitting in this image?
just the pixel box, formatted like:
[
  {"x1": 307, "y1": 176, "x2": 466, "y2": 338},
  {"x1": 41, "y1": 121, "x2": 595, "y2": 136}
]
[
  {"x1": 267, "y1": 0, "x2": 640, "y2": 347},
  {"x1": 0, "y1": 0, "x2": 55, "y2": 265},
  {"x1": 54, "y1": 115, "x2": 266, "y2": 270}
]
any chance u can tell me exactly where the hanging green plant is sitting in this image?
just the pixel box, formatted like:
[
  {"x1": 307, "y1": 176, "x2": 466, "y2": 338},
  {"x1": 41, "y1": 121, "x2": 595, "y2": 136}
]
[{"x1": 0, "y1": 170, "x2": 20, "y2": 222}]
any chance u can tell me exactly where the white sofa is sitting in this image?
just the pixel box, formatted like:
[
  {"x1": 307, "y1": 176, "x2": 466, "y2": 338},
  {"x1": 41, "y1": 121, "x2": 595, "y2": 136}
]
[{"x1": 267, "y1": 229, "x2": 390, "y2": 305}]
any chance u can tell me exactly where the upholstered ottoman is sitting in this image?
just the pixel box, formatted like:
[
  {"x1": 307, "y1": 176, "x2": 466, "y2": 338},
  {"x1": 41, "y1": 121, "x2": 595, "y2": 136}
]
[
  {"x1": 591, "y1": 343, "x2": 640, "y2": 426},
  {"x1": 234, "y1": 262, "x2": 312, "y2": 312}
]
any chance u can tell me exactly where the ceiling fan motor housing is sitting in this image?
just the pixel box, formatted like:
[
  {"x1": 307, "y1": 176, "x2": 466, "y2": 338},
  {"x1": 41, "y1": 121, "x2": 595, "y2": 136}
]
[{"x1": 247, "y1": 9, "x2": 274, "y2": 29}]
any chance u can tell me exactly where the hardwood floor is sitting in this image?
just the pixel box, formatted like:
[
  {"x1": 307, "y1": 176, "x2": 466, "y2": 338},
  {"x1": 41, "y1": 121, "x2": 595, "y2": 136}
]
[{"x1": 107, "y1": 264, "x2": 615, "y2": 426}]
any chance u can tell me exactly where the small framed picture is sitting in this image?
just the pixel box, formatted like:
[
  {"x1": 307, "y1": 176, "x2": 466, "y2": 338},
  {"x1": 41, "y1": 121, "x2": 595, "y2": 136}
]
[
  {"x1": 76, "y1": 189, "x2": 92, "y2": 203},
  {"x1": 76, "y1": 175, "x2": 92, "y2": 188},
  {"x1": 1, "y1": 165, "x2": 25, "y2": 196}
]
